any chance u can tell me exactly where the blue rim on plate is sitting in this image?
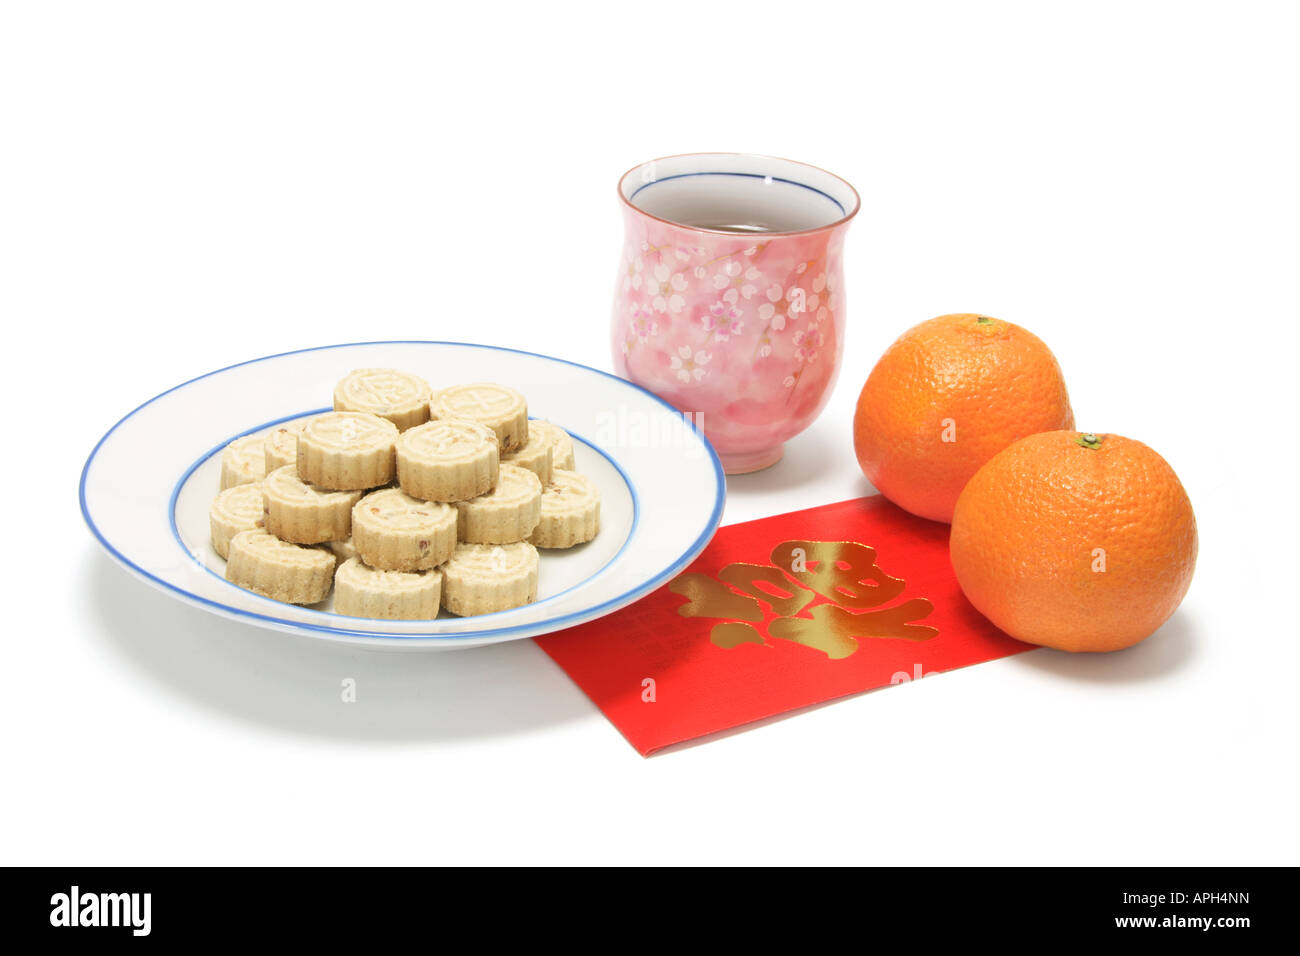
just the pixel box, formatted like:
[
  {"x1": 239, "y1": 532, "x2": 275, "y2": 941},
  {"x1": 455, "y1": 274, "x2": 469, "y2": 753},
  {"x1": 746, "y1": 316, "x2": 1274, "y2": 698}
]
[{"x1": 80, "y1": 340, "x2": 726, "y2": 643}]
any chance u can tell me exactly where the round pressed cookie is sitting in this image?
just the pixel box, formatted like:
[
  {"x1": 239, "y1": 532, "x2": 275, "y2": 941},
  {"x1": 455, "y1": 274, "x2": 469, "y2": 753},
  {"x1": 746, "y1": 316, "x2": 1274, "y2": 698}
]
[
  {"x1": 501, "y1": 423, "x2": 554, "y2": 485},
  {"x1": 333, "y1": 558, "x2": 442, "y2": 620},
  {"x1": 262, "y1": 465, "x2": 362, "y2": 544},
  {"x1": 455, "y1": 463, "x2": 543, "y2": 544},
  {"x1": 297, "y1": 411, "x2": 399, "y2": 490},
  {"x1": 429, "y1": 383, "x2": 528, "y2": 452},
  {"x1": 395, "y1": 419, "x2": 498, "y2": 502},
  {"x1": 264, "y1": 419, "x2": 307, "y2": 472},
  {"x1": 528, "y1": 420, "x2": 576, "y2": 471},
  {"x1": 210, "y1": 482, "x2": 265, "y2": 559},
  {"x1": 440, "y1": 541, "x2": 539, "y2": 616},
  {"x1": 530, "y1": 469, "x2": 600, "y2": 548},
  {"x1": 351, "y1": 487, "x2": 457, "y2": 571},
  {"x1": 334, "y1": 368, "x2": 433, "y2": 432},
  {"x1": 225, "y1": 528, "x2": 336, "y2": 605},
  {"x1": 220, "y1": 435, "x2": 266, "y2": 490}
]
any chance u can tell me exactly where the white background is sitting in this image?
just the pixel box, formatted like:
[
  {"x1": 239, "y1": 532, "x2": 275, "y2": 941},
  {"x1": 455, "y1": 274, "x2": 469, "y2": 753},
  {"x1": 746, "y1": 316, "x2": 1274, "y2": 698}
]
[{"x1": 3, "y1": 1, "x2": 1297, "y2": 865}]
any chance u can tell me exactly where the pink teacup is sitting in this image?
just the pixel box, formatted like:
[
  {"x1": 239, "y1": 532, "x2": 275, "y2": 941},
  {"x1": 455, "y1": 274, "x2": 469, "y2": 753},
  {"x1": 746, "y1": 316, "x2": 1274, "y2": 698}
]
[{"x1": 612, "y1": 153, "x2": 860, "y2": 474}]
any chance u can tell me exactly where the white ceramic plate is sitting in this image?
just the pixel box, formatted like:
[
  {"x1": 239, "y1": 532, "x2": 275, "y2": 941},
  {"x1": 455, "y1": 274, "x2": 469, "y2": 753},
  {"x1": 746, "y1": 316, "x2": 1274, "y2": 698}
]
[{"x1": 80, "y1": 342, "x2": 725, "y2": 649}]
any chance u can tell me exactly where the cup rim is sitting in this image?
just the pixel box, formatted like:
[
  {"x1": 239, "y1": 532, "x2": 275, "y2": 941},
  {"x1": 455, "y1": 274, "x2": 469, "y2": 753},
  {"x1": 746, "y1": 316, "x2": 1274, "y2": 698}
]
[{"x1": 617, "y1": 151, "x2": 861, "y2": 238}]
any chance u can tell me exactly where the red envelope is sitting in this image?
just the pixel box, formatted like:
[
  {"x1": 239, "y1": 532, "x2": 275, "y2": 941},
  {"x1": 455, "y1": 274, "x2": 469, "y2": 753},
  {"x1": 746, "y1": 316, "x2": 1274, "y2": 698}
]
[{"x1": 534, "y1": 495, "x2": 1033, "y2": 755}]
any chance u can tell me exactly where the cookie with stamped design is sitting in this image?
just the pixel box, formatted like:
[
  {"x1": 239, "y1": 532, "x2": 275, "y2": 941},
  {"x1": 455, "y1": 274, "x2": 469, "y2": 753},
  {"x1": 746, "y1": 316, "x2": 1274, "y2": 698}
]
[
  {"x1": 334, "y1": 558, "x2": 441, "y2": 620},
  {"x1": 529, "y1": 469, "x2": 600, "y2": 549},
  {"x1": 527, "y1": 420, "x2": 576, "y2": 471},
  {"x1": 455, "y1": 463, "x2": 542, "y2": 544},
  {"x1": 262, "y1": 465, "x2": 362, "y2": 544},
  {"x1": 334, "y1": 368, "x2": 433, "y2": 432},
  {"x1": 210, "y1": 482, "x2": 265, "y2": 559},
  {"x1": 440, "y1": 541, "x2": 539, "y2": 616},
  {"x1": 429, "y1": 383, "x2": 528, "y2": 452},
  {"x1": 225, "y1": 528, "x2": 336, "y2": 605},
  {"x1": 395, "y1": 419, "x2": 499, "y2": 502},
  {"x1": 220, "y1": 435, "x2": 266, "y2": 490},
  {"x1": 352, "y1": 487, "x2": 457, "y2": 571},
  {"x1": 297, "y1": 411, "x2": 399, "y2": 490},
  {"x1": 264, "y1": 419, "x2": 307, "y2": 472},
  {"x1": 501, "y1": 422, "x2": 554, "y2": 484}
]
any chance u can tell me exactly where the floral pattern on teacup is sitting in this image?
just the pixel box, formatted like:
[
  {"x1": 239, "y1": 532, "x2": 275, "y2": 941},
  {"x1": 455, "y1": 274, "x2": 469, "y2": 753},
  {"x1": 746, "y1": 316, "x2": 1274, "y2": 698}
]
[{"x1": 613, "y1": 208, "x2": 849, "y2": 461}]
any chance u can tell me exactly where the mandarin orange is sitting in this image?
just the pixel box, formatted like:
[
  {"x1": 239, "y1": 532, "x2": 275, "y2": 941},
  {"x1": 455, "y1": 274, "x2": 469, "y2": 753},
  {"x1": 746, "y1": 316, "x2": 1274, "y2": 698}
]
[
  {"x1": 853, "y1": 313, "x2": 1073, "y2": 522},
  {"x1": 949, "y1": 431, "x2": 1197, "y2": 652}
]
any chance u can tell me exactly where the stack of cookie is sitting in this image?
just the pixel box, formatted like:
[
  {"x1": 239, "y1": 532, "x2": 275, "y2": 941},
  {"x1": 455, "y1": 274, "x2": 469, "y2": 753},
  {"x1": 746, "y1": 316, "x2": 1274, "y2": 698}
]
[{"x1": 208, "y1": 369, "x2": 601, "y2": 620}]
